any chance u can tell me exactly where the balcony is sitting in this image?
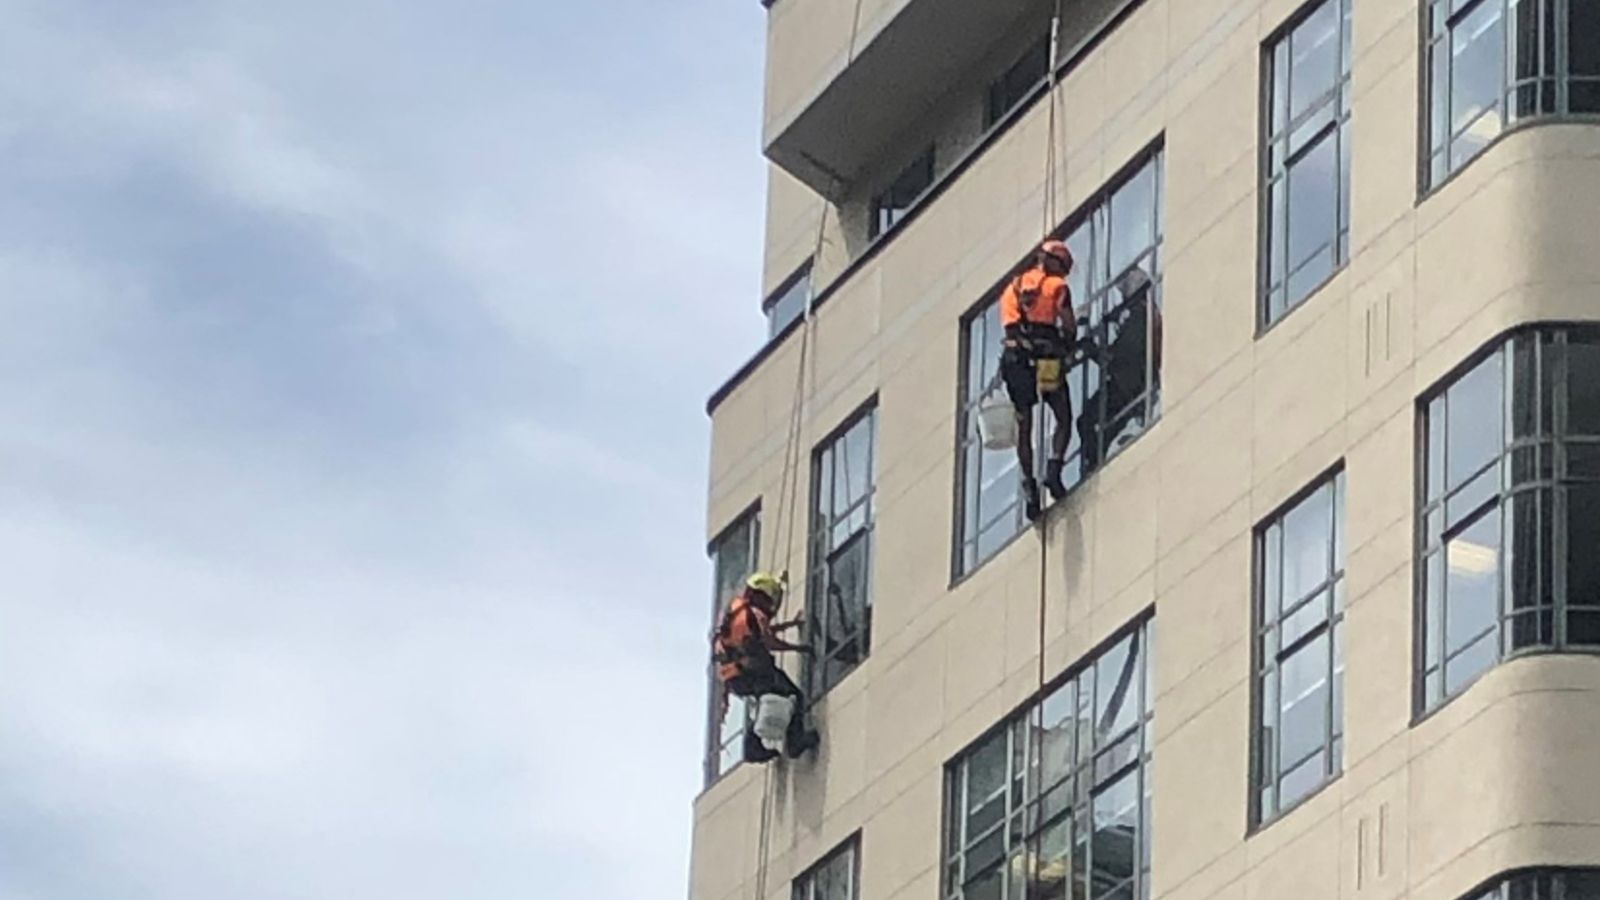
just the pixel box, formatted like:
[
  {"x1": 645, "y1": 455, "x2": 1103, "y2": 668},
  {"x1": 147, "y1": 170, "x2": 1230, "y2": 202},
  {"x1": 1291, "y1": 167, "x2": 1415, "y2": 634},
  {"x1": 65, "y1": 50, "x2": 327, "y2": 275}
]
[{"x1": 763, "y1": 0, "x2": 1135, "y2": 198}]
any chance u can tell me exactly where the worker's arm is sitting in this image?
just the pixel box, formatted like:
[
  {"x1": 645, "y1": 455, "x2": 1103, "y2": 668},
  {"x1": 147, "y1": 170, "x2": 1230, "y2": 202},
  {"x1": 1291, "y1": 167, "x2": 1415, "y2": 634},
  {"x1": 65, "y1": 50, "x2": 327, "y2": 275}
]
[
  {"x1": 763, "y1": 634, "x2": 814, "y2": 655},
  {"x1": 771, "y1": 617, "x2": 804, "y2": 633}
]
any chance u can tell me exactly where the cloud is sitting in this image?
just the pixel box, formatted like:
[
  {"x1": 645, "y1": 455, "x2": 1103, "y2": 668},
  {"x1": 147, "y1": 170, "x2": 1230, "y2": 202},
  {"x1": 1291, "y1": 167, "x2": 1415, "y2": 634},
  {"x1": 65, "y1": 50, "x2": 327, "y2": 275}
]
[{"x1": 0, "y1": 1, "x2": 767, "y2": 897}]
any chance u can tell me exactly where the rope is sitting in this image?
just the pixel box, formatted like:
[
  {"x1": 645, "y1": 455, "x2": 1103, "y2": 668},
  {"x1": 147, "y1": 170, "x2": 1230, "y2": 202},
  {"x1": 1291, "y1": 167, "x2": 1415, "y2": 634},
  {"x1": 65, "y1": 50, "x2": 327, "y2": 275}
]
[
  {"x1": 750, "y1": 2, "x2": 869, "y2": 896},
  {"x1": 1031, "y1": 1, "x2": 1066, "y2": 892}
]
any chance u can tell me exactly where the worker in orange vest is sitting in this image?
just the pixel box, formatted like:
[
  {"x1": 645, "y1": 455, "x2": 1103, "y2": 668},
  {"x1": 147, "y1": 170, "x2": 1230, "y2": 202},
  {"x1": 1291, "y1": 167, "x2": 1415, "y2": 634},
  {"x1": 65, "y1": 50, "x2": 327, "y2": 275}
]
[
  {"x1": 999, "y1": 238, "x2": 1079, "y2": 520},
  {"x1": 713, "y1": 572, "x2": 821, "y2": 762}
]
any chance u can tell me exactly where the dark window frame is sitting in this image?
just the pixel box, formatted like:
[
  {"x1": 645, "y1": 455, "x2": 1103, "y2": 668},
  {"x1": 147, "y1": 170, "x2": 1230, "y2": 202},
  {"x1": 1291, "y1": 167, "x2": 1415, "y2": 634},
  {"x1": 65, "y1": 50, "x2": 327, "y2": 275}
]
[
  {"x1": 941, "y1": 614, "x2": 1156, "y2": 900},
  {"x1": 986, "y1": 35, "x2": 1053, "y2": 128},
  {"x1": 806, "y1": 401, "x2": 878, "y2": 698},
  {"x1": 764, "y1": 259, "x2": 815, "y2": 339},
  {"x1": 1258, "y1": 0, "x2": 1354, "y2": 331},
  {"x1": 792, "y1": 834, "x2": 862, "y2": 900},
  {"x1": 952, "y1": 141, "x2": 1165, "y2": 580},
  {"x1": 703, "y1": 504, "x2": 762, "y2": 787},
  {"x1": 1249, "y1": 465, "x2": 1346, "y2": 830},
  {"x1": 1457, "y1": 867, "x2": 1600, "y2": 900},
  {"x1": 1413, "y1": 322, "x2": 1600, "y2": 716},
  {"x1": 870, "y1": 146, "x2": 937, "y2": 240},
  {"x1": 1421, "y1": 0, "x2": 1600, "y2": 194}
]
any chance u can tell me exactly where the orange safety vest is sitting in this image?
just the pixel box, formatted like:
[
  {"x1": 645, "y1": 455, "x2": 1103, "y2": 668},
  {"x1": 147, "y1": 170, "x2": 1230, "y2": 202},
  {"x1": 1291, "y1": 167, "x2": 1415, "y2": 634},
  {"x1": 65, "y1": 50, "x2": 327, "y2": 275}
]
[
  {"x1": 713, "y1": 593, "x2": 774, "y2": 682},
  {"x1": 999, "y1": 267, "x2": 1069, "y2": 329}
]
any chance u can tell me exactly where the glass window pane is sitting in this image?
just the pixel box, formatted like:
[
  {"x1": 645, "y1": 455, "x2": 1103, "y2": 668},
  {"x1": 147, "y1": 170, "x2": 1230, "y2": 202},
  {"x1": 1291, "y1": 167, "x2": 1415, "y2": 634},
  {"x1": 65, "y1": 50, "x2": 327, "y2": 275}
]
[
  {"x1": 1090, "y1": 772, "x2": 1139, "y2": 894},
  {"x1": 1430, "y1": 40, "x2": 1451, "y2": 158},
  {"x1": 1571, "y1": 0, "x2": 1600, "y2": 77},
  {"x1": 1447, "y1": 465, "x2": 1500, "y2": 531},
  {"x1": 1278, "y1": 633, "x2": 1331, "y2": 767},
  {"x1": 1447, "y1": 351, "x2": 1506, "y2": 490},
  {"x1": 1445, "y1": 628, "x2": 1498, "y2": 696},
  {"x1": 1278, "y1": 748, "x2": 1327, "y2": 809},
  {"x1": 766, "y1": 264, "x2": 812, "y2": 338},
  {"x1": 1567, "y1": 337, "x2": 1600, "y2": 438},
  {"x1": 1263, "y1": 523, "x2": 1284, "y2": 618},
  {"x1": 1568, "y1": 483, "x2": 1600, "y2": 609},
  {"x1": 1108, "y1": 162, "x2": 1157, "y2": 280},
  {"x1": 1282, "y1": 588, "x2": 1332, "y2": 650},
  {"x1": 1039, "y1": 682, "x2": 1077, "y2": 790},
  {"x1": 1095, "y1": 634, "x2": 1142, "y2": 739},
  {"x1": 1446, "y1": 509, "x2": 1502, "y2": 654},
  {"x1": 1283, "y1": 481, "x2": 1336, "y2": 605},
  {"x1": 1450, "y1": 2, "x2": 1507, "y2": 145},
  {"x1": 1290, "y1": 0, "x2": 1341, "y2": 119},
  {"x1": 964, "y1": 864, "x2": 1005, "y2": 900},
  {"x1": 1507, "y1": 488, "x2": 1551, "y2": 616},
  {"x1": 1285, "y1": 132, "x2": 1340, "y2": 303},
  {"x1": 1429, "y1": 396, "x2": 1447, "y2": 499}
]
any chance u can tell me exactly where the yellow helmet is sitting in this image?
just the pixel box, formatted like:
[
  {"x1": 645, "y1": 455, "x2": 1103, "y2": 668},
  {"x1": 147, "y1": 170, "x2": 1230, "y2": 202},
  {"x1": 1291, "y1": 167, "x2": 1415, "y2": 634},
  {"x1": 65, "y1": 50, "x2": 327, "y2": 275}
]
[{"x1": 745, "y1": 571, "x2": 785, "y2": 601}]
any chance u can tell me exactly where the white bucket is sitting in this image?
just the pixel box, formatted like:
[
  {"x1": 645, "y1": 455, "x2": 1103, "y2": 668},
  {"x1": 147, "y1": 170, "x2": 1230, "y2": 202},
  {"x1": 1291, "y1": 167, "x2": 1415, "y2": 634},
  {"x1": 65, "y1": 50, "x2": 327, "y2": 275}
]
[
  {"x1": 753, "y1": 695, "x2": 795, "y2": 751},
  {"x1": 977, "y1": 392, "x2": 1017, "y2": 451}
]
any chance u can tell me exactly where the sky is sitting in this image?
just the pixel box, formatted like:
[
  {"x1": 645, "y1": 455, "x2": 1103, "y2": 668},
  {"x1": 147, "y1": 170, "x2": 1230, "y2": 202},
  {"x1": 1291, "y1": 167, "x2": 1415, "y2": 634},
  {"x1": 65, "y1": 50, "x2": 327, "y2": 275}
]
[{"x1": 0, "y1": 1, "x2": 770, "y2": 897}]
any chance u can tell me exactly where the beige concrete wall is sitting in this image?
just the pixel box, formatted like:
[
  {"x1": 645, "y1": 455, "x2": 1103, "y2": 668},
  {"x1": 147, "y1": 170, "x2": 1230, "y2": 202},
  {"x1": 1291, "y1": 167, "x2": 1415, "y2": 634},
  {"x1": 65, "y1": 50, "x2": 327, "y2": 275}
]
[{"x1": 698, "y1": 0, "x2": 1600, "y2": 899}]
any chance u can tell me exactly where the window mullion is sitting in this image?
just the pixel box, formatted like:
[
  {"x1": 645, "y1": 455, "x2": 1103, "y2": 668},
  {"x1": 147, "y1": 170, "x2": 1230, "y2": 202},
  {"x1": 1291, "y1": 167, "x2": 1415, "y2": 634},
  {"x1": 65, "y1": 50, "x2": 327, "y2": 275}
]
[{"x1": 1553, "y1": 333, "x2": 1570, "y2": 646}]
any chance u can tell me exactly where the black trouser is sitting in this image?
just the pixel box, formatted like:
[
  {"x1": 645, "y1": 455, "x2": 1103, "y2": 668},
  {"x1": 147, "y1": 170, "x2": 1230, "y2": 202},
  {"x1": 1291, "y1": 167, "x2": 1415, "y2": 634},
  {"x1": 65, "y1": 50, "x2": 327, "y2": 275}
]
[{"x1": 727, "y1": 665, "x2": 811, "y2": 762}]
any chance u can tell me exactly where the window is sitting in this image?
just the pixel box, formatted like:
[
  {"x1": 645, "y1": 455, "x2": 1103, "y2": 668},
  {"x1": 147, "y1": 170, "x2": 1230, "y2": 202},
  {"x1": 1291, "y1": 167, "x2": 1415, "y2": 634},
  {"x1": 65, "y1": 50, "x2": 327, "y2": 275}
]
[
  {"x1": 705, "y1": 510, "x2": 760, "y2": 784},
  {"x1": 954, "y1": 147, "x2": 1164, "y2": 576},
  {"x1": 808, "y1": 406, "x2": 876, "y2": 697},
  {"x1": 1418, "y1": 326, "x2": 1600, "y2": 711},
  {"x1": 943, "y1": 618, "x2": 1154, "y2": 900},
  {"x1": 987, "y1": 36, "x2": 1051, "y2": 128},
  {"x1": 870, "y1": 147, "x2": 935, "y2": 239},
  {"x1": 793, "y1": 837, "x2": 859, "y2": 900},
  {"x1": 1462, "y1": 869, "x2": 1600, "y2": 900},
  {"x1": 1253, "y1": 470, "x2": 1345, "y2": 824},
  {"x1": 1425, "y1": 0, "x2": 1600, "y2": 188},
  {"x1": 1261, "y1": 0, "x2": 1352, "y2": 326},
  {"x1": 765, "y1": 260, "x2": 813, "y2": 338}
]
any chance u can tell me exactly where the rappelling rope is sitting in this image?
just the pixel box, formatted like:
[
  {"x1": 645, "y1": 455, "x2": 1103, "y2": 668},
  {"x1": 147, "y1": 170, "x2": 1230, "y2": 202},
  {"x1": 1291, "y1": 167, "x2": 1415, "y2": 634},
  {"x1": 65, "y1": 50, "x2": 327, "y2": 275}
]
[
  {"x1": 752, "y1": 2, "x2": 869, "y2": 896},
  {"x1": 1032, "y1": 0, "x2": 1067, "y2": 890}
]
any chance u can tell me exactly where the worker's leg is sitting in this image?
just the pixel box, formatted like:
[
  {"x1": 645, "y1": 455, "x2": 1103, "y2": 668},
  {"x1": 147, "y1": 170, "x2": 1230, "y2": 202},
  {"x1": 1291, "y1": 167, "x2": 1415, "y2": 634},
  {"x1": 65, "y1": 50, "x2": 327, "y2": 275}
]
[
  {"x1": 728, "y1": 673, "x2": 780, "y2": 764},
  {"x1": 1001, "y1": 348, "x2": 1042, "y2": 520},
  {"x1": 1042, "y1": 378, "x2": 1074, "y2": 500},
  {"x1": 1077, "y1": 382, "x2": 1103, "y2": 476}
]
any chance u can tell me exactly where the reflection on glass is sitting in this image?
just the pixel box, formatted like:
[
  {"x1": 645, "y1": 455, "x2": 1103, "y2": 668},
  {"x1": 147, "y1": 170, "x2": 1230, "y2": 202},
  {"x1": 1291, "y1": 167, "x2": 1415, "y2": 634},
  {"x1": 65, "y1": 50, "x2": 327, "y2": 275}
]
[{"x1": 1446, "y1": 351, "x2": 1505, "y2": 490}]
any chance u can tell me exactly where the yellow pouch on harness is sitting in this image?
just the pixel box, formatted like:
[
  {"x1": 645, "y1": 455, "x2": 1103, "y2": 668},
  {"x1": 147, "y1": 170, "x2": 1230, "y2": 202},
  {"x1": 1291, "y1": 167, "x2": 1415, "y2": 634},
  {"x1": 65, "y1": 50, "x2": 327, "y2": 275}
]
[{"x1": 1035, "y1": 357, "x2": 1063, "y2": 393}]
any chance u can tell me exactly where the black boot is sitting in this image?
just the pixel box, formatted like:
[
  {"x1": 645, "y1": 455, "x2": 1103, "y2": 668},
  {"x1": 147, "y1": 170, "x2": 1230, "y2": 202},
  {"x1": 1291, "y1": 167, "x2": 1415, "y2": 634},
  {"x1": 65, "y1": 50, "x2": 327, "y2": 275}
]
[
  {"x1": 786, "y1": 728, "x2": 820, "y2": 758},
  {"x1": 1022, "y1": 477, "x2": 1043, "y2": 522},
  {"x1": 1043, "y1": 459, "x2": 1068, "y2": 500}
]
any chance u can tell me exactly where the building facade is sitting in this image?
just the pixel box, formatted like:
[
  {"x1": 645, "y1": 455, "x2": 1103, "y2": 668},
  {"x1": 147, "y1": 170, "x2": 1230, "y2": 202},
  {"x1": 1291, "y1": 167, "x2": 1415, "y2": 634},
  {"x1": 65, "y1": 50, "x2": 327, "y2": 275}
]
[{"x1": 694, "y1": 1, "x2": 1600, "y2": 899}]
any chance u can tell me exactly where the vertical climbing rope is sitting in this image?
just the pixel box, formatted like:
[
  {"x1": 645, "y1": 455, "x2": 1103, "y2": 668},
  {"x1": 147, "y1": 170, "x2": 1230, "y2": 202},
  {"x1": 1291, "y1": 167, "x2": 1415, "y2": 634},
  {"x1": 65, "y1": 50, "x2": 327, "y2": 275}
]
[
  {"x1": 751, "y1": 3, "x2": 869, "y2": 897},
  {"x1": 1032, "y1": 0, "x2": 1067, "y2": 893}
]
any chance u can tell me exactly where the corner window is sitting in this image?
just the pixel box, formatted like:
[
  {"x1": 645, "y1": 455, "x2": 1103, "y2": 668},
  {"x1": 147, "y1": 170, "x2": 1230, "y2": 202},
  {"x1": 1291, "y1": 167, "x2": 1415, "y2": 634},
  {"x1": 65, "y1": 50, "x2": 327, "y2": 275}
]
[
  {"x1": 1462, "y1": 868, "x2": 1600, "y2": 899},
  {"x1": 793, "y1": 836, "x2": 859, "y2": 900},
  {"x1": 1418, "y1": 326, "x2": 1600, "y2": 712},
  {"x1": 705, "y1": 510, "x2": 760, "y2": 785},
  {"x1": 808, "y1": 406, "x2": 876, "y2": 697},
  {"x1": 1252, "y1": 470, "x2": 1345, "y2": 824},
  {"x1": 986, "y1": 36, "x2": 1051, "y2": 128},
  {"x1": 871, "y1": 148, "x2": 935, "y2": 240},
  {"x1": 765, "y1": 260, "x2": 813, "y2": 338},
  {"x1": 1261, "y1": 0, "x2": 1352, "y2": 326},
  {"x1": 943, "y1": 618, "x2": 1154, "y2": 900},
  {"x1": 954, "y1": 147, "x2": 1164, "y2": 576},
  {"x1": 1425, "y1": 0, "x2": 1600, "y2": 189}
]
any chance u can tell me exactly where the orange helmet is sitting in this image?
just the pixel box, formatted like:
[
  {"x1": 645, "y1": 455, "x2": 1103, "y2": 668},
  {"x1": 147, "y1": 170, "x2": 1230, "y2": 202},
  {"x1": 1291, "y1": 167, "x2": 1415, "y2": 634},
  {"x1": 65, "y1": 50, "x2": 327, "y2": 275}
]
[{"x1": 1040, "y1": 239, "x2": 1072, "y2": 267}]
